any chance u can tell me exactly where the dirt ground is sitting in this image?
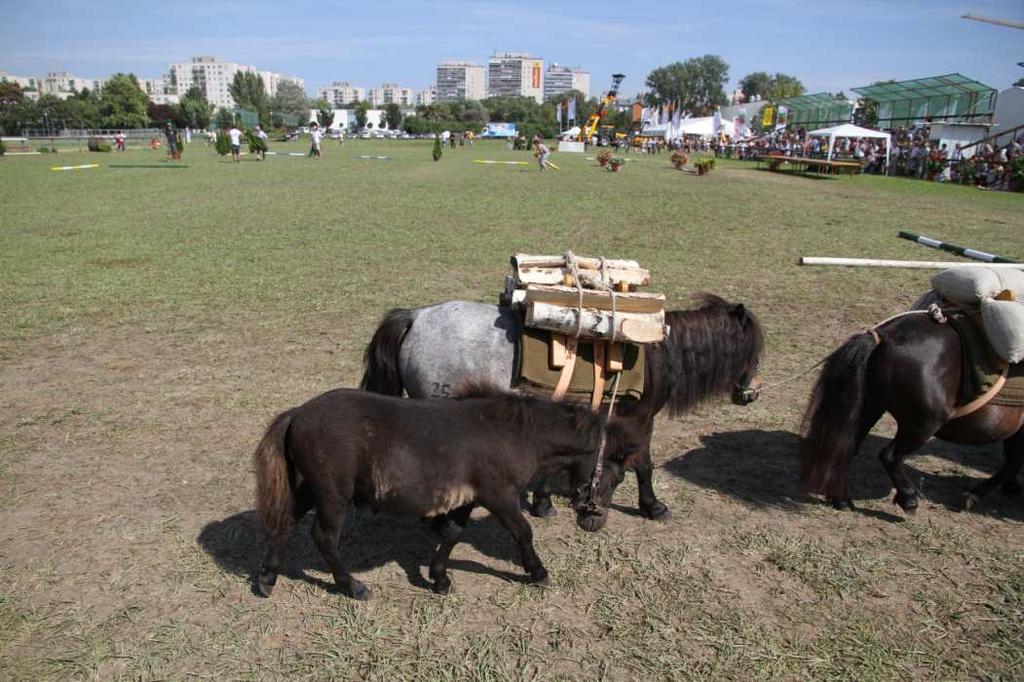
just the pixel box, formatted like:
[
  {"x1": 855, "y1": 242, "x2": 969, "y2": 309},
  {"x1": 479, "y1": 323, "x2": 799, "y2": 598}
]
[{"x1": 2, "y1": 312, "x2": 1022, "y2": 680}]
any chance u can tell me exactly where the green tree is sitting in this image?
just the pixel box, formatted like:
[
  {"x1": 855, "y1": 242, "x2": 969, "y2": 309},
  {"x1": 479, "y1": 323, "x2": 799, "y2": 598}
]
[
  {"x1": 432, "y1": 133, "x2": 442, "y2": 161},
  {"x1": 228, "y1": 71, "x2": 269, "y2": 126},
  {"x1": 269, "y1": 81, "x2": 308, "y2": 120},
  {"x1": 738, "y1": 72, "x2": 772, "y2": 102},
  {"x1": 215, "y1": 107, "x2": 235, "y2": 129},
  {"x1": 0, "y1": 81, "x2": 27, "y2": 134},
  {"x1": 315, "y1": 99, "x2": 334, "y2": 129},
  {"x1": 765, "y1": 73, "x2": 804, "y2": 101},
  {"x1": 147, "y1": 102, "x2": 186, "y2": 128},
  {"x1": 66, "y1": 88, "x2": 100, "y2": 129},
  {"x1": 382, "y1": 102, "x2": 402, "y2": 129},
  {"x1": 179, "y1": 85, "x2": 213, "y2": 129},
  {"x1": 354, "y1": 100, "x2": 369, "y2": 129},
  {"x1": 98, "y1": 73, "x2": 149, "y2": 128},
  {"x1": 645, "y1": 55, "x2": 729, "y2": 115}
]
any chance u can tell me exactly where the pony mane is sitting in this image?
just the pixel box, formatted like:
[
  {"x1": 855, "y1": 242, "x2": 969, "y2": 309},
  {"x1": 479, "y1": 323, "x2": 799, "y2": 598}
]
[
  {"x1": 661, "y1": 294, "x2": 764, "y2": 417},
  {"x1": 454, "y1": 380, "x2": 604, "y2": 437}
]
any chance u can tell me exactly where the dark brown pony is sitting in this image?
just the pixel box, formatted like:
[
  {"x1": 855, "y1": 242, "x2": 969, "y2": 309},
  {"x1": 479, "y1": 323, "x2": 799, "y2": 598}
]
[
  {"x1": 801, "y1": 314, "x2": 1024, "y2": 512},
  {"x1": 359, "y1": 295, "x2": 765, "y2": 531},
  {"x1": 253, "y1": 383, "x2": 638, "y2": 600}
]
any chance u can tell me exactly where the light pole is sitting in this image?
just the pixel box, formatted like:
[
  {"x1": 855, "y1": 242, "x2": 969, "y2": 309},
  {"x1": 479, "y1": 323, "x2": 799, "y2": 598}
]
[{"x1": 43, "y1": 112, "x2": 49, "y2": 138}]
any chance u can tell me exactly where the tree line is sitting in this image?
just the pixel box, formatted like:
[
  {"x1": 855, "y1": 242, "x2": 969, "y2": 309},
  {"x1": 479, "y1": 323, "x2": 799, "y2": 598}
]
[{"x1": 0, "y1": 57, "x2": 808, "y2": 136}]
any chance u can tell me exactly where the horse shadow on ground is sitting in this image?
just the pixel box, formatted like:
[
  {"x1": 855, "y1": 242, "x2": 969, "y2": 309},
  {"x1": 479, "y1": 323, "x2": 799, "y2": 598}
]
[
  {"x1": 663, "y1": 429, "x2": 1024, "y2": 523},
  {"x1": 198, "y1": 507, "x2": 532, "y2": 595}
]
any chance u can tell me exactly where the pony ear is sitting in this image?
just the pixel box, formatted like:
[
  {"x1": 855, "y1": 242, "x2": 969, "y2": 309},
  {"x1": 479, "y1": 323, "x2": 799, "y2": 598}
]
[{"x1": 731, "y1": 303, "x2": 750, "y2": 327}]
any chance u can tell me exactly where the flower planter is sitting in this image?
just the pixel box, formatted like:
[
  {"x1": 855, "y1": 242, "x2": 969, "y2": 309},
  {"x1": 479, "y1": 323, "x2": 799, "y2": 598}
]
[
  {"x1": 697, "y1": 166, "x2": 707, "y2": 176},
  {"x1": 598, "y1": 159, "x2": 609, "y2": 167},
  {"x1": 609, "y1": 164, "x2": 621, "y2": 172}
]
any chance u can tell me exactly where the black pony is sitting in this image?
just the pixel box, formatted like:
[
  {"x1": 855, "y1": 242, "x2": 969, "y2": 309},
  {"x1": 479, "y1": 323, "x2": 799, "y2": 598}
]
[
  {"x1": 801, "y1": 314, "x2": 1023, "y2": 512},
  {"x1": 253, "y1": 383, "x2": 638, "y2": 599},
  {"x1": 360, "y1": 295, "x2": 765, "y2": 530}
]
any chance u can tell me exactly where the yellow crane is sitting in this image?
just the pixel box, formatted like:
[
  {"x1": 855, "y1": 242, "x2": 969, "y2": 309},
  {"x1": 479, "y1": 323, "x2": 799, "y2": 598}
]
[{"x1": 579, "y1": 73, "x2": 625, "y2": 142}]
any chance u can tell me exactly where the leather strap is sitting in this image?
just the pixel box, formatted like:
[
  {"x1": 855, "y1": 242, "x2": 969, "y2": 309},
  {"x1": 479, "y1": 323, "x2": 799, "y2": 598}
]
[
  {"x1": 591, "y1": 341, "x2": 606, "y2": 411},
  {"x1": 552, "y1": 336, "x2": 578, "y2": 400},
  {"x1": 950, "y1": 365, "x2": 1009, "y2": 419}
]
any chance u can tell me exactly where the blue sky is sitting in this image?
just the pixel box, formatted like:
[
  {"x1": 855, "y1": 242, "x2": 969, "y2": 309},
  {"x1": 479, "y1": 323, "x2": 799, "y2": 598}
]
[{"x1": 1, "y1": 0, "x2": 1021, "y2": 98}]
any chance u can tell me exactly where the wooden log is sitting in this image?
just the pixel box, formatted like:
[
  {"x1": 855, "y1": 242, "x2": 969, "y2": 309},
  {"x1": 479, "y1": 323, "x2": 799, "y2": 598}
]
[
  {"x1": 525, "y1": 284, "x2": 664, "y2": 314},
  {"x1": 512, "y1": 253, "x2": 651, "y2": 288},
  {"x1": 513, "y1": 253, "x2": 641, "y2": 270},
  {"x1": 517, "y1": 265, "x2": 651, "y2": 287},
  {"x1": 525, "y1": 302, "x2": 666, "y2": 343},
  {"x1": 800, "y1": 257, "x2": 1024, "y2": 270}
]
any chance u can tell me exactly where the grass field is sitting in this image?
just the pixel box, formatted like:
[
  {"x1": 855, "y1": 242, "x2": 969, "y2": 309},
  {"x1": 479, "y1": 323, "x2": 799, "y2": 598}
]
[{"x1": 1, "y1": 138, "x2": 1023, "y2": 680}]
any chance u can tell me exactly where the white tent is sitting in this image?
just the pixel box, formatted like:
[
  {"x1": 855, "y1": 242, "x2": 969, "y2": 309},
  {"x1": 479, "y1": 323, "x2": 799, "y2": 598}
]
[
  {"x1": 677, "y1": 116, "x2": 735, "y2": 137},
  {"x1": 805, "y1": 123, "x2": 891, "y2": 166}
]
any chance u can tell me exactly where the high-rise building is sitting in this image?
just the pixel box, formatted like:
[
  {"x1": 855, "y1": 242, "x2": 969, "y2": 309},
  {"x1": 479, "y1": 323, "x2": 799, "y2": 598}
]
[
  {"x1": 367, "y1": 83, "x2": 415, "y2": 107},
  {"x1": 543, "y1": 63, "x2": 590, "y2": 100},
  {"x1": 435, "y1": 61, "x2": 486, "y2": 102},
  {"x1": 487, "y1": 52, "x2": 544, "y2": 103},
  {"x1": 167, "y1": 56, "x2": 302, "y2": 109},
  {"x1": 39, "y1": 71, "x2": 106, "y2": 99},
  {"x1": 317, "y1": 81, "x2": 366, "y2": 106},
  {"x1": 416, "y1": 86, "x2": 437, "y2": 106}
]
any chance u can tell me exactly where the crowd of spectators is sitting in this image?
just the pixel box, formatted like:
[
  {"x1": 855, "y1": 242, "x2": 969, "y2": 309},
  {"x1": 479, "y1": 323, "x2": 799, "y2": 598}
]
[{"x1": 649, "y1": 125, "x2": 1023, "y2": 190}]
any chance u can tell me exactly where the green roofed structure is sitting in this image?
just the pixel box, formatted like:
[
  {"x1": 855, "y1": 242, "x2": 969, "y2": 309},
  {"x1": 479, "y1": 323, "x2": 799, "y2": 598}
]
[
  {"x1": 777, "y1": 93, "x2": 853, "y2": 129},
  {"x1": 852, "y1": 74, "x2": 997, "y2": 129}
]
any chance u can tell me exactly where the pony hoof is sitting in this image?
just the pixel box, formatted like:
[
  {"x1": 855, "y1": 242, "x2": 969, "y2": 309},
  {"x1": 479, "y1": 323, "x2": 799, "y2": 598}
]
[
  {"x1": 431, "y1": 579, "x2": 452, "y2": 595},
  {"x1": 893, "y1": 492, "x2": 918, "y2": 513},
  {"x1": 576, "y1": 510, "x2": 608, "y2": 532},
  {"x1": 642, "y1": 501, "x2": 671, "y2": 521},
  {"x1": 828, "y1": 498, "x2": 856, "y2": 511},
  {"x1": 528, "y1": 570, "x2": 550, "y2": 587},
  {"x1": 963, "y1": 492, "x2": 979, "y2": 511},
  {"x1": 347, "y1": 582, "x2": 372, "y2": 601},
  {"x1": 532, "y1": 500, "x2": 557, "y2": 518},
  {"x1": 254, "y1": 572, "x2": 277, "y2": 598}
]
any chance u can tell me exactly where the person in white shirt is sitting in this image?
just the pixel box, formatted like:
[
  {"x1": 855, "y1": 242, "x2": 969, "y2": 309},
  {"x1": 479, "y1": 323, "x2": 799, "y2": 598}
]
[
  {"x1": 228, "y1": 124, "x2": 242, "y2": 162},
  {"x1": 254, "y1": 125, "x2": 268, "y2": 161},
  {"x1": 310, "y1": 122, "x2": 322, "y2": 158}
]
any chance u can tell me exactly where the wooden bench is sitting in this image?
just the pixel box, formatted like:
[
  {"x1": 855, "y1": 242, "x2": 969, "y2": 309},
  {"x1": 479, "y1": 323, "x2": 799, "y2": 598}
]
[{"x1": 759, "y1": 154, "x2": 862, "y2": 177}]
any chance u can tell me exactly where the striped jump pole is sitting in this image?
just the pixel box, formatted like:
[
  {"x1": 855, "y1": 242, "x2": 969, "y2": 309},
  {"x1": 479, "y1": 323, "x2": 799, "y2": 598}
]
[
  {"x1": 898, "y1": 231, "x2": 1018, "y2": 264},
  {"x1": 473, "y1": 160, "x2": 529, "y2": 165},
  {"x1": 51, "y1": 163, "x2": 100, "y2": 172}
]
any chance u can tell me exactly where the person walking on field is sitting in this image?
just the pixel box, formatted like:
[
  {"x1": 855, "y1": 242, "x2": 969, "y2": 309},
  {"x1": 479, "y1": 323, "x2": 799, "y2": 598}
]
[
  {"x1": 164, "y1": 121, "x2": 180, "y2": 161},
  {"x1": 228, "y1": 123, "x2": 242, "y2": 163},
  {"x1": 534, "y1": 138, "x2": 551, "y2": 172},
  {"x1": 310, "y1": 122, "x2": 323, "y2": 158},
  {"x1": 255, "y1": 125, "x2": 268, "y2": 161}
]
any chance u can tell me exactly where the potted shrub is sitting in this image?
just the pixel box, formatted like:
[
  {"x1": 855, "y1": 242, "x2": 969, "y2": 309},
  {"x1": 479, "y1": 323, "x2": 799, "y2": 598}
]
[
  {"x1": 694, "y1": 157, "x2": 716, "y2": 175},
  {"x1": 1009, "y1": 156, "x2": 1024, "y2": 192},
  {"x1": 670, "y1": 150, "x2": 689, "y2": 170},
  {"x1": 596, "y1": 149, "x2": 613, "y2": 167},
  {"x1": 432, "y1": 133, "x2": 443, "y2": 162},
  {"x1": 608, "y1": 156, "x2": 624, "y2": 172}
]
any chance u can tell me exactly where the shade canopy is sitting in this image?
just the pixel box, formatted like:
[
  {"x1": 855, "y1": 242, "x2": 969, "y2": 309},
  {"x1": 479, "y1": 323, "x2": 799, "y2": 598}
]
[
  {"x1": 851, "y1": 74, "x2": 997, "y2": 128},
  {"x1": 805, "y1": 123, "x2": 891, "y2": 164}
]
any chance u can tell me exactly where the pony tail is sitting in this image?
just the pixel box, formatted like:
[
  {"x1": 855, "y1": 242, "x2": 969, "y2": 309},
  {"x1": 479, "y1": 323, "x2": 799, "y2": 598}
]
[
  {"x1": 359, "y1": 308, "x2": 414, "y2": 395},
  {"x1": 254, "y1": 411, "x2": 296, "y2": 550},
  {"x1": 800, "y1": 332, "x2": 878, "y2": 499}
]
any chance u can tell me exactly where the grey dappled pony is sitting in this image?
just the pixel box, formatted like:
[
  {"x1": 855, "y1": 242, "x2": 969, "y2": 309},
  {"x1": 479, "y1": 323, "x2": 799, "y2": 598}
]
[{"x1": 361, "y1": 296, "x2": 764, "y2": 531}]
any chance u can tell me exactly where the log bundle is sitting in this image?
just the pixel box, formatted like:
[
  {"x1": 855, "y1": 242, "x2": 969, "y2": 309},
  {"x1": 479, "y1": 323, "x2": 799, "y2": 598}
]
[{"x1": 508, "y1": 253, "x2": 667, "y2": 343}]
